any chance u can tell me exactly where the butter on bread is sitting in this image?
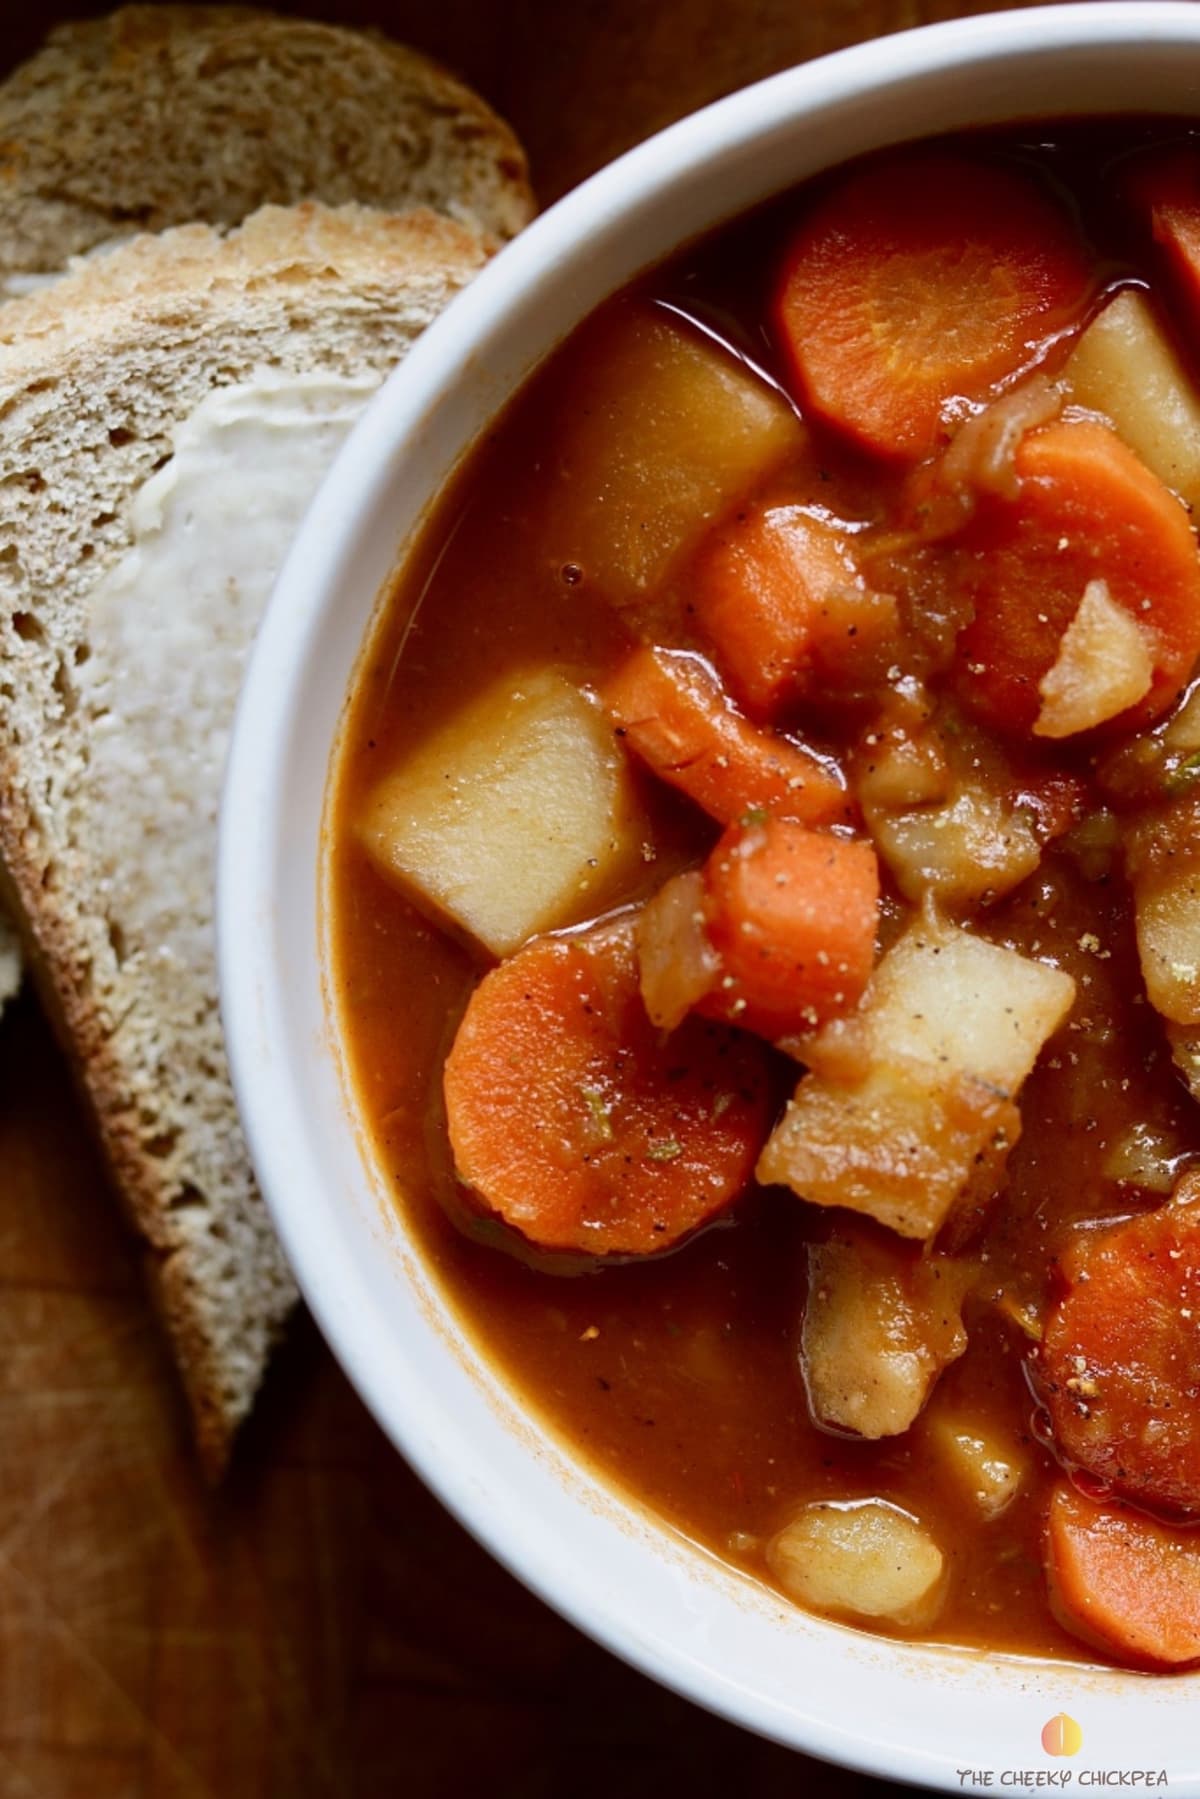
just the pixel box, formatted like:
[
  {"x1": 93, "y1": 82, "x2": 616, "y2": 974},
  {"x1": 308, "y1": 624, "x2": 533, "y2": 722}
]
[
  {"x1": 0, "y1": 202, "x2": 490, "y2": 1470},
  {"x1": 0, "y1": 6, "x2": 533, "y2": 291}
]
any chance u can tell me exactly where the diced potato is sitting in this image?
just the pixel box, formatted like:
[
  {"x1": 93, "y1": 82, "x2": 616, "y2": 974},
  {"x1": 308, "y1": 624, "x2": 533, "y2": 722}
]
[
  {"x1": 858, "y1": 709, "x2": 1046, "y2": 908},
  {"x1": 541, "y1": 306, "x2": 803, "y2": 609},
  {"x1": 802, "y1": 1222, "x2": 971, "y2": 1438},
  {"x1": 1034, "y1": 579, "x2": 1153, "y2": 739},
  {"x1": 923, "y1": 1412, "x2": 1027, "y2": 1520},
  {"x1": 1136, "y1": 865, "x2": 1200, "y2": 1024},
  {"x1": 359, "y1": 667, "x2": 642, "y2": 956},
  {"x1": 767, "y1": 1499, "x2": 946, "y2": 1627},
  {"x1": 867, "y1": 785, "x2": 1041, "y2": 908},
  {"x1": 855, "y1": 726, "x2": 950, "y2": 811},
  {"x1": 863, "y1": 913, "x2": 1077, "y2": 1099},
  {"x1": 758, "y1": 915, "x2": 1076, "y2": 1238},
  {"x1": 758, "y1": 1053, "x2": 1018, "y2": 1239},
  {"x1": 1064, "y1": 288, "x2": 1200, "y2": 515},
  {"x1": 1127, "y1": 795, "x2": 1200, "y2": 1025}
]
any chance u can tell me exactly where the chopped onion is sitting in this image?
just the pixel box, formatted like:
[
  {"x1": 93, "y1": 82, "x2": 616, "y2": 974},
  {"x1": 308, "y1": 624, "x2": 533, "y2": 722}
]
[
  {"x1": 1103, "y1": 1120, "x2": 1187, "y2": 1193},
  {"x1": 939, "y1": 374, "x2": 1064, "y2": 501},
  {"x1": 635, "y1": 869, "x2": 721, "y2": 1031}
]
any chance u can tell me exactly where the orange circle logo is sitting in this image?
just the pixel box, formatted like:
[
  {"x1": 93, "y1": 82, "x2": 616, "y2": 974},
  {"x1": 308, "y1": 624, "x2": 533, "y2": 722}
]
[{"x1": 1042, "y1": 1713, "x2": 1083, "y2": 1757}]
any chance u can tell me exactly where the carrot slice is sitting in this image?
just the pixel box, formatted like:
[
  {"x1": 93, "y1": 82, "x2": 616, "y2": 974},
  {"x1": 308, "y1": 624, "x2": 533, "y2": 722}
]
[
  {"x1": 691, "y1": 502, "x2": 897, "y2": 718},
  {"x1": 954, "y1": 418, "x2": 1200, "y2": 733},
  {"x1": 701, "y1": 819, "x2": 878, "y2": 1039},
  {"x1": 1039, "y1": 1198, "x2": 1200, "y2": 1515},
  {"x1": 773, "y1": 153, "x2": 1090, "y2": 461},
  {"x1": 442, "y1": 914, "x2": 772, "y2": 1256},
  {"x1": 600, "y1": 645, "x2": 852, "y2": 826},
  {"x1": 1046, "y1": 1482, "x2": 1200, "y2": 1668},
  {"x1": 1125, "y1": 148, "x2": 1200, "y2": 324}
]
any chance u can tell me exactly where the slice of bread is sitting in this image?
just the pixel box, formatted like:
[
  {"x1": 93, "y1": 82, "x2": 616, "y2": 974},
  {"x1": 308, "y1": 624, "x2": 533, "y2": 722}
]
[
  {"x1": 0, "y1": 6, "x2": 532, "y2": 1009},
  {"x1": 0, "y1": 202, "x2": 490, "y2": 1470},
  {"x1": 0, "y1": 6, "x2": 533, "y2": 289}
]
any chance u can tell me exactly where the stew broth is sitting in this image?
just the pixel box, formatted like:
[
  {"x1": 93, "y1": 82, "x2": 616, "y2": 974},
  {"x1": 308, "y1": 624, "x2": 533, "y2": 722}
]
[{"x1": 327, "y1": 121, "x2": 1200, "y2": 1663}]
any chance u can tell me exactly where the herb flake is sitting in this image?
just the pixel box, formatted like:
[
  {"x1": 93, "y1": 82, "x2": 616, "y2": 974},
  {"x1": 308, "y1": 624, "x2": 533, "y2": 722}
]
[{"x1": 580, "y1": 1086, "x2": 614, "y2": 1142}]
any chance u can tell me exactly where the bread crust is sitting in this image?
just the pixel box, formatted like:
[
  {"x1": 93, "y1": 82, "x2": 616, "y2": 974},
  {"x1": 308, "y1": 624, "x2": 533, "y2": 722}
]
[
  {"x1": 0, "y1": 203, "x2": 491, "y2": 1470},
  {"x1": 0, "y1": 5, "x2": 533, "y2": 281}
]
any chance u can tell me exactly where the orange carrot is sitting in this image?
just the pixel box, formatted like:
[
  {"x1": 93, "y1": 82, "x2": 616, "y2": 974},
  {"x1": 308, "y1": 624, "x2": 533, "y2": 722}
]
[
  {"x1": 442, "y1": 914, "x2": 772, "y2": 1257},
  {"x1": 691, "y1": 502, "x2": 897, "y2": 718},
  {"x1": 600, "y1": 645, "x2": 852, "y2": 826},
  {"x1": 700, "y1": 818, "x2": 878, "y2": 1039},
  {"x1": 1046, "y1": 1482, "x2": 1200, "y2": 1668},
  {"x1": 773, "y1": 152, "x2": 1090, "y2": 461},
  {"x1": 954, "y1": 418, "x2": 1200, "y2": 733},
  {"x1": 1039, "y1": 1198, "x2": 1200, "y2": 1515},
  {"x1": 1125, "y1": 149, "x2": 1200, "y2": 323}
]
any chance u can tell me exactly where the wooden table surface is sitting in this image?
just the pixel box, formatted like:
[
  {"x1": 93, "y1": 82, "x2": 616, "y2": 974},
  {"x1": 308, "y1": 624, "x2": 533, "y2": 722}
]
[{"x1": 0, "y1": 2, "x2": 1072, "y2": 1793}]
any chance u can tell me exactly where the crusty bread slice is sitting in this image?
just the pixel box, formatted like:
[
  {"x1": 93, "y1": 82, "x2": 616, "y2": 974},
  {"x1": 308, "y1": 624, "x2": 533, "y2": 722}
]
[
  {"x1": 0, "y1": 202, "x2": 490, "y2": 1470},
  {"x1": 0, "y1": 5, "x2": 533, "y2": 287},
  {"x1": 0, "y1": 6, "x2": 531, "y2": 1005}
]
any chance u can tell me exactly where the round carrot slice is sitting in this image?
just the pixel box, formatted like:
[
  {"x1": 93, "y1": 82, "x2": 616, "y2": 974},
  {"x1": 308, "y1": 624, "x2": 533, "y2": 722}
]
[
  {"x1": 443, "y1": 915, "x2": 772, "y2": 1256},
  {"x1": 1039, "y1": 1197, "x2": 1200, "y2": 1515},
  {"x1": 1046, "y1": 1481, "x2": 1200, "y2": 1668},
  {"x1": 954, "y1": 418, "x2": 1200, "y2": 733},
  {"x1": 773, "y1": 152, "x2": 1091, "y2": 461}
]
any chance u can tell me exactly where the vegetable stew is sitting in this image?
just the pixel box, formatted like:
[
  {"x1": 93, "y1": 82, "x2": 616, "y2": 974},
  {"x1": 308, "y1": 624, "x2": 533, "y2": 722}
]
[{"x1": 327, "y1": 121, "x2": 1200, "y2": 1668}]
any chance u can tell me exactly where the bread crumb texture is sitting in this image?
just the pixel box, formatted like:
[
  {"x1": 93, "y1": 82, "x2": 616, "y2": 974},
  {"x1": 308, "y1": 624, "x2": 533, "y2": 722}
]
[
  {"x1": 0, "y1": 202, "x2": 491, "y2": 1470},
  {"x1": 0, "y1": 5, "x2": 533, "y2": 283}
]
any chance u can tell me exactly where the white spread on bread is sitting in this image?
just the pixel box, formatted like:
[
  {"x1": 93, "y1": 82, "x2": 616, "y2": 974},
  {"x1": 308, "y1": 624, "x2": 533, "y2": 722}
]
[{"x1": 78, "y1": 370, "x2": 379, "y2": 986}]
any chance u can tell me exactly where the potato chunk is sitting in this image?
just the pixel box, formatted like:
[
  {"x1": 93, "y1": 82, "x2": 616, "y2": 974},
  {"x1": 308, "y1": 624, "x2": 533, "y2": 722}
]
[
  {"x1": 767, "y1": 1499, "x2": 946, "y2": 1627},
  {"x1": 923, "y1": 1412, "x2": 1027, "y2": 1519},
  {"x1": 758, "y1": 913, "x2": 1075, "y2": 1238},
  {"x1": 1136, "y1": 869, "x2": 1200, "y2": 1024},
  {"x1": 759, "y1": 1054, "x2": 1018, "y2": 1239},
  {"x1": 1034, "y1": 579, "x2": 1153, "y2": 738},
  {"x1": 359, "y1": 668, "x2": 641, "y2": 956},
  {"x1": 864, "y1": 912, "x2": 1078, "y2": 1095},
  {"x1": 541, "y1": 305, "x2": 803, "y2": 609},
  {"x1": 1127, "y1": 796, "x2": 1200, "y2": 1026},
  {"x1": 858, "y1": 712, "x2": 1044, "y2": 909},
  {"x1": 1064, "y1": 288, "x2": 1200, "y2": 515},
  {"x1": 868, "y1": 785, "x2": 1041, "y2": 909},
  {"x1": 803, "y1": 1222, "x2": 971, "y2": 1438}
]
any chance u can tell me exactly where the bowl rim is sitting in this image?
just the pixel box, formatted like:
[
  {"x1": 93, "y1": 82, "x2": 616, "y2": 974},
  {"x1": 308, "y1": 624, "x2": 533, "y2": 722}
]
[{"x1": 219, "y1": 4, "x2": 1200, "y2": 1784}]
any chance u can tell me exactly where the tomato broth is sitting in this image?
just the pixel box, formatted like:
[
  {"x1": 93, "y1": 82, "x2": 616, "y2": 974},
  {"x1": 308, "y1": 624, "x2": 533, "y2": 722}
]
[{"x1": 327, "y1": 121, "x2": 1200, "y2": 1666}]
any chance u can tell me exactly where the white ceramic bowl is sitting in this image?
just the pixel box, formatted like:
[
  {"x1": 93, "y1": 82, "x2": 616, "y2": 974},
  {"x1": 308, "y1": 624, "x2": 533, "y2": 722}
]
[{"x1": 220, "y1": 6, "x2": 1200, "y2": 1785}]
